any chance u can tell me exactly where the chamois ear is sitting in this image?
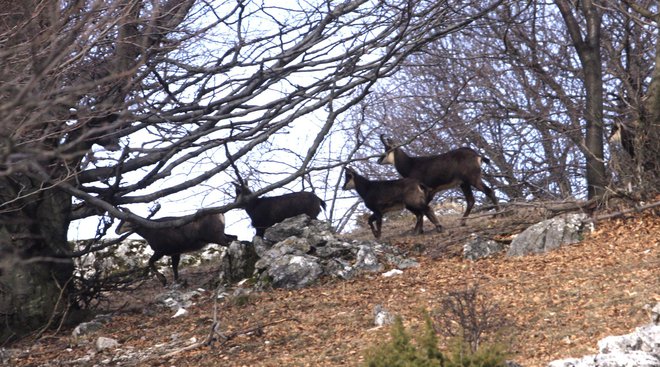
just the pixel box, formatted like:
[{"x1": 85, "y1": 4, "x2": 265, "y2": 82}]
[{"x1": 379, "y1": 134, "x2": 395, "y2": 149}]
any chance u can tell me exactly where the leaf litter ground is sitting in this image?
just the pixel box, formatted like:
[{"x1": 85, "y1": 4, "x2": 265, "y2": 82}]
[{"x1": 8, "y1": 205, "x2": 659, "y2": 367}]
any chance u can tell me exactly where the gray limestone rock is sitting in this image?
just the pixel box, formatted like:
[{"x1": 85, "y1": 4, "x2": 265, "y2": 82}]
[
  {"x1": 94, "y1": 336, "x2": 119, "y2": 352},
  {"x1": 464, "y1": 234, "x2": 505, "y2": 260},
  {"x1": 373, "y1": 304, "x2": 394, "y2": 326},
  {"x1": 249, "y1": 215, "x2": 420, "y2": 289},
  {"x1": 266, "y1": 254, "x2": 322, "y2": 289},
  {"x1": 593, "y1": 351, "x2": 660, "y2": 367},
  {"x1": 508, "y1": 214, "x2": 593, "y2": 257},
  {"x1": 354, "y1": 245, "x2": 383, "y2": 272},
  {"x1": 547, "y1": 303, "x2": 660, "y2": 367},
  {"x1": 219, "y1": 240, "x2": 259, "y2": 283},
  {"x1": 263, "y1": 214, "x2": 314, "y2": 242}
]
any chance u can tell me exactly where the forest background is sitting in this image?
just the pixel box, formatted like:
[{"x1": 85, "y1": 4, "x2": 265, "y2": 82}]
[{"x1": 0, "y1": 0, "x2": 658, "y2": 342}]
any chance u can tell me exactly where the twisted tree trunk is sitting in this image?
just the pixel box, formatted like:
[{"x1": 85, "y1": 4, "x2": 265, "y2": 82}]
[{"x1": 0, "y1": 185, "x2": 75, "y2": 341}]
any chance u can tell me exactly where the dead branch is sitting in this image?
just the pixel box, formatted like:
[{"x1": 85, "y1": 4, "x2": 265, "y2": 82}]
[
  {"x1": 594, "y1": 200, "x2": 660, "y2": 222},
  {"x1": 160, "y1": 317, "x2": 298, "y2": 358},
  {"x1": 215, "y1": 318, "x2": 298, "y2": 346},
  {"x1": 497, "y1": 199, "x2": 597, "y2": 213},
  {"x1": 33, "y1": 275, "x2": 73, "y2": 341}
]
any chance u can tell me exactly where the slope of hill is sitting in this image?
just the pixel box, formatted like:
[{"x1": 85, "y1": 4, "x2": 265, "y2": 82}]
[{"x1": 6, "y1": 206, "x2": 659, "y2": 367}]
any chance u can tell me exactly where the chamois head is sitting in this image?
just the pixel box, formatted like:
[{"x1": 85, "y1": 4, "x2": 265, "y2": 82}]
[
  {"x1": 377, "y1": 135, "x2": 397, "y2": 165},
  {"x1": 232, "y1": 182, "x2": 253, "y2": 207},
  {"x1": 342, "y1": 167, "x2": 358, "y2": 190},
  {"x1": 609, "y1": 121, "x2": 636, "y2": 158}
]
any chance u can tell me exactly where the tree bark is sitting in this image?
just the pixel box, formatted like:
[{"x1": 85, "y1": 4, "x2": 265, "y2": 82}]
[
  {"x1": 639, "y1": 7, "x2": 660, "y2": 189},
  {"x1": 555, "y1": 0, "x2": 607, "y2": 198},
  {"x1": 0, "y1": 178, "x2": 75, "y2": 342},
  {"x1": 0, "y1": 0, "x2": 76, "y2": 342}
]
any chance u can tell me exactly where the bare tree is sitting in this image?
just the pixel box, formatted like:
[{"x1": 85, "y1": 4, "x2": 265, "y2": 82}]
[
  {"x1": 603, "y1": 0, "x2": 660, "y2": 193},
  {"x1": 553, "y1": 0, "x2": 607, "y2": 198},
  {"x1": 352, "y1": 0, "x2": 657, "y2": 206},
  {"x1": 1, "y1": 0, "x2": 198, "y2": 341},
  {"x1": 0, "y1": 0, "x2": 500, "y2": 341},
  {"x1": 351, "y1": 2, "x2": 583, "y2": 201}
]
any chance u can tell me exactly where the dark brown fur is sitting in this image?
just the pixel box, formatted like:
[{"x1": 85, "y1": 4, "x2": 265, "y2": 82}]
[
  {"x1": 233, "y1": 184, "x2": 326, "y2": 237},
  {"x1": 116, "y1": 212, "x2": 236, "y2": 285},
  {"x1": 342, "y1": 167, "x2": 442, "y2": 238},
  {"x1": 378, "y1": 135, "x2": 499, "y2": 225}
]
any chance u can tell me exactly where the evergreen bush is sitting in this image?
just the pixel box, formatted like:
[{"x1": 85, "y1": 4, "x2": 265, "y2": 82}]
[{"x1": 363, "y1": 313, "x2": 508, "y2": 367}]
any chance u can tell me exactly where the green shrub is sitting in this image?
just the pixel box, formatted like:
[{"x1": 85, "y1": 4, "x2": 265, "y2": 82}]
[
  {"x1": 363, "y1": 314, "x2": 509, "y2": 367},
  {"x1": 363, "y1": 315, "x2": 444, "y2": 367},
  {"x1": 444, "y1": 338, "x2": 508, "y2": 367}
]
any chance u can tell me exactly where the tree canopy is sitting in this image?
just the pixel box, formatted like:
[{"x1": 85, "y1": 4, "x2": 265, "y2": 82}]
[{"x1": 0, "y1": 0, "x2": 505, "y2": 340}]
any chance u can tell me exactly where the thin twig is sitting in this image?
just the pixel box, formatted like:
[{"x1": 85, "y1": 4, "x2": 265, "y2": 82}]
[
  {"x1": 33, "y1": 275, "x2": 73, "y2": 341},
  {"x1": 160, "y1": 318, "x2": 298, "y2": 358},
  {"x1": 218, "y1": 318, "x2": 298, "y2": 345}
]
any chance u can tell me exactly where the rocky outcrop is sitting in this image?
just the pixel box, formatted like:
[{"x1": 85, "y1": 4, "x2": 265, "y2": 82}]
[
  {"x1": 548, "y1": 303, "x2": 660, "y2": 367},
  {"x1": 72, "y1": 314, "x2": 113, "y2": 339},
  {"x1": 218, "y1": 240, "x2": 259, "y2": 283},
  {"x1": 245, "y1": 214, "x2": 417, "y2": 289},
  {"x1": 507, "y1": 213, "x2": 594, "y2": 257},
  {"x1": 72, "y1": 238, "x2": 227, "y2": 280},
  {"x1": 462, "y1": 214, "x2": 595, "y2": 260}
]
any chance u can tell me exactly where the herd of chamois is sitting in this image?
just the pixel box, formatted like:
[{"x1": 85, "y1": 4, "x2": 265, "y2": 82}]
[{"x1": 115, "y1": 135, "x2": 499, "y2": 284}]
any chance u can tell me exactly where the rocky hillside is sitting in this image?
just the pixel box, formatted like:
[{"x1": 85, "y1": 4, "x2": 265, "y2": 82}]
[{"x1": 3, "y1": 203, "x2": 659, "y2": 367}]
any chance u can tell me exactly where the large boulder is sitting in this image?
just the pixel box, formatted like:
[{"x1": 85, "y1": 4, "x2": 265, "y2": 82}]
[
  {"x1": 252, "y1": 215, "x2": 417, "y2": 289},
  {"x1": 507, "y1": 213, "x2": 593, "y2": 257},
  {"x1": 263, "y1": 214, "x2": 334, "y2": 245},
  {"x1": 263, "y1": 254, "x2": 323, "y2": 289}
]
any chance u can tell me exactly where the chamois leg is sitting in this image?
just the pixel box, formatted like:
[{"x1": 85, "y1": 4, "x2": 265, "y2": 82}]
[
  {"x1": 412, "y1": 211, "x2": 424, "y2": 234},
  {"x1": 222, "y1": 233, "x2": 239, "y2": 244},
  {"x1": 423, "y1": 206, "x2": 444, "y2": 233},
  {"x1": 255, "y1": 226, "x2": 266, "y2": 238},
  {"x1": 459, "y1": 182, "x2": 475, "y2": 226},
  {"x1": 171, "y1": 253, "x2": 181, "y2": 283},
  {"x1": 473, "y1": 178, "x2": 500, "y2": 212},
  {"x1": 148, "y1": 252, "x2": 168, "y2": 286},
  {"x1": 368, "y1": 213, "x2": 382, "y2": 238}
]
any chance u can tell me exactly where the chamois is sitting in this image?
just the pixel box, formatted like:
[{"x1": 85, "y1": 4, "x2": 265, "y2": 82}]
[
  {"x1": 342, "y1": 167, "x2": 443, "y2": 238},
  {"x1": 233, "y1": 183, "x2": 326, "y2": 237},
  {"x1": 115, "y1": 211, "x2": 236, "y2": 285},
  {"x1": 609, "y1": 121, "x2": 636, "y2": 158},
  {"x1": 378, "y1": 135, "x2": 500, "y2": 226}
]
